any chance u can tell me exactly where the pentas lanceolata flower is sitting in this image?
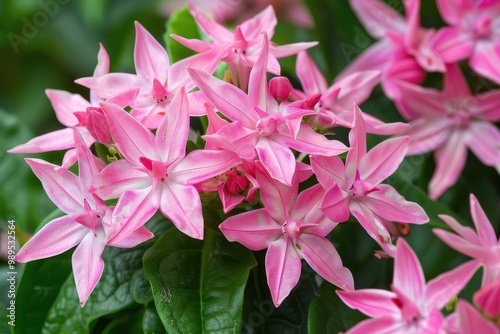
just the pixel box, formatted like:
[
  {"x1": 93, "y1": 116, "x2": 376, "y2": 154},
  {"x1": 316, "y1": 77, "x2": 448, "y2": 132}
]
[
  {"x1": 396, "y1": 64, "x2": 500, "y2": 199},
  {"x1": 8, "y1": 2, "x2": 500, "y2": 332},
  {"x1": 16, "y1": 130, "x2": 154, "y2": 306},
  {"x1": 312, "y1": 106, "x2": 429, "y2": 256},
  {"x1": 341, "y1": 0, "x2": 444, "y2": 99},
  {"x1": 337, "y1": 238, "x2": 479, "y2": 334},
  {"x1": 433, "y1": 0, "x2": 500, "y2": 85}
]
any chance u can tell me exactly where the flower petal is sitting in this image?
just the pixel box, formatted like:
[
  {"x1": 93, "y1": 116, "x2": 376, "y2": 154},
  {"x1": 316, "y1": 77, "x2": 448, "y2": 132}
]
[
  {"x1": 337, "y1": 289, "x2": 399, "y2": 318},
  {"x1": 155, "y1": 88, "x2": 189, "y2": 163},
  {"x1": 101, "y1": 102, "x2": 159, "y2": 163},
  {"x1": 8, "y1": 128, "x2": 76, "y2": 154},
  {"x1": 15, "y1": 214, "x2": 87, "y2": 262},
  {"x1": 188, "y1": 67, "x2": 259, "y2": 127},
  {"x1": 255, "y1": 137, "x2": 296, "y2": 186},
  {"x1": 92, "y1": 159, "x2": 151, "y2": 200},
  {"x1": 433, "y1": 27, "x2": 473, "y2": 63},
  {"x1": 134, "y1": 21, "x2": 169, "y2": 86},
  {"x1": 170, "y1": 149, "x2": 241, "y2": 185},
  {"x1": 393, "y1": 238, "x2": 426, "y2": 305},
  {"x1": 296, "y1": 51, "x2": 328, "y2": 95},
  {"x1": 300, "y1": 233, "x2": 354, "y2": 290},
  {"x1": 108, "y1": 187, "x2": 159, "y2": 244},
  {"x1": 255, "y1": 163, "x2": 297, "y2": 222},
  {"x1": 276, "y1": 123, "x2": 349, "y2": 157},
  {"x1": 75, "y1": 73, "x2": 142, "y2": 99},
  {"x1": 160, "y1": 182, "x2": 204, "y2": 239},
  {"x1": 426, "y1": 260, "x2": 479, "y2": 310},
  {"x1": 455, "y1": 300, "x2": 500, "y2": 334},
  {"x1": 321, "y1": 183, "x2": 351, "y2": 223},
  {"x1": 359, "y1": 136, "x2": 409, "y2": 186},
  {"x1": 72, "y1": 227, "x2": 106, "y2": 306},
  {"x1": 350, "y1": 202, "x2": 396, "y2": 257},
  {"x1": 219, "y1": 208, "x2": 282, "y2": 251},
  {"x1": 265, "y1": 237, "x2": 302, "y2": 307},
  {"x1": 466, "y1": 121, "x2": 500, "y2": 168},
  {"x1": 470, "y1": 42, "x2": 500, "y2": 85},
  {"x1": 45, "y1": 89, "x2": 89, "y2": 126},
  {"x1": 363, "y1": 184, "x2": 429, "y2": 224},
  {"x1": 25, "y1": 158, "x2": 84, "y2": 214},
  {"x1": 349, "y1": 0, "x2": 406, "y2": 38},
  {"x1": 311, "y1": 155, "x2": 347, "y2": 190},
  {"x1": 403, "y1": 117, "x2": 452, "y2": 155},
  {"x1": 247, "y1": 33, "x2": 277, "y2": 113},
  {"x1": 429, "y1": 130, "x2": 467, "y2": 199},
  {"x1": 469, "y1": 194, "x2": 498, "y2": 247}
]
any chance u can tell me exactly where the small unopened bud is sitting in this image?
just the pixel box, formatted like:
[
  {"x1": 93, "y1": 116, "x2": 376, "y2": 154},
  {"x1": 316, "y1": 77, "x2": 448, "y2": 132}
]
[
  {"x1": 269, "y1": 76, "x2": 293, "y2": 101},
  {"x1": 87, "y1": 107, "x2": 111, "y2": 144},
  {"x1": 301, "y1": 93, "x2": 321, "y2": 109}
]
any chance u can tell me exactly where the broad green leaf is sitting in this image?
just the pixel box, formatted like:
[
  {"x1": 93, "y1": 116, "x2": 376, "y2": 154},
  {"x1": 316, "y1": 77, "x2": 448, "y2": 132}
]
[
  {"x1": 143, "y1": 303, "x2": 166, "y2": 334},
  {"x1": 164, "y1": 6, "x2": 199, "y2": 63},
  {"x1": 143, "y1": 227, "x2": 256, "y2": 334},
  {"x1": 308, "y1": 282, "x2": 366, "y2": 334},
  {"x1": 15, "y1": 252, "x2": 72, "y2": 334}
]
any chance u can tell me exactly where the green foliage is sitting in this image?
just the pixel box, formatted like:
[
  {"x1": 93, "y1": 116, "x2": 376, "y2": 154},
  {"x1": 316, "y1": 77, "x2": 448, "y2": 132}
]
[{"x1": 143, "y1": 227, "x2": 257, "y2": 333}]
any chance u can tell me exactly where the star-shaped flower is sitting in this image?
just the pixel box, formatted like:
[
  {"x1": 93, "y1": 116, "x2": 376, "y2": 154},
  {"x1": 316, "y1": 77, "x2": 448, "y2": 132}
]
[
  {"x1": 312, "y1": 105, "x2": 428, "y2": 256},
  {"x1": 220, "y1": 165, "x2": 354, "y2": 306},
  {"x1": 396, "y1": 64, "x2": 500, "y2": 199},
  {"x1": 338, "y1": 238, "x2": 479, "y2": 334}
]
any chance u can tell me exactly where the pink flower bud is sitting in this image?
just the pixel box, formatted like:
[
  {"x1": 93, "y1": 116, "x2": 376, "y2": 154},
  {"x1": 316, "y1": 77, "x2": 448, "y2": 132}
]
[
  {"x1": 86, "y1": 107, "x2": 111, "y2": 144},
  {"x1": 269, "y1": 76, "x2": 293, "y2": 100}
]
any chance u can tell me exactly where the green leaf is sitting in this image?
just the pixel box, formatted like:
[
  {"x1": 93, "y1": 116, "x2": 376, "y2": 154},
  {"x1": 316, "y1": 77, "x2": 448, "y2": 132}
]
[
  {"x1": 15, "y1": 251, "x2": 72, "y2": 334},
  {"x1": 308, "y1": 282, "x2": 366, "y2": 334},
  {"x1": 142, "y1": 303, "x2": 166, "y2": 334},
  {"x1": 143, "y1": 228, "x2": 257, "y2": 334},
  {"x1": 164, "y1": 6, "x2": 199, "y2": 63},
  {"x1": 15, "y1": 214, "x2": 170, "y2": 334}
]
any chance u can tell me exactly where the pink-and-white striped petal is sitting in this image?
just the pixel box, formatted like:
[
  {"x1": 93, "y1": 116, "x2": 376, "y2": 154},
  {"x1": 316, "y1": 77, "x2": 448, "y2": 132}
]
[
  {"x1": 15, "y1": 214, "x2": 87, "y2": 262},
  {"x1": 265, "y1": 237, "x2": 302, "y2": 307},
  {"x1": 219, "y1": 208, "x2": 282, "y2": 251}
]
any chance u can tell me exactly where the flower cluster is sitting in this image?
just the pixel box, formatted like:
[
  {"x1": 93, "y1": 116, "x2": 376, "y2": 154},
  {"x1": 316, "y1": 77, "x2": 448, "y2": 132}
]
[{"x1": 10, "y1": 1, "x2": 500, "y2": 332}]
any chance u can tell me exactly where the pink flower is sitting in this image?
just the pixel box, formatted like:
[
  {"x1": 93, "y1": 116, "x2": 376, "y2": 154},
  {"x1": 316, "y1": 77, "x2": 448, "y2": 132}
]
[
  {"x1": 434, "y1": 0, "x2": 500, "y2": 84},
  {"x1": 474, "y1": 279, "x2": 500, "y2": 319},
  {"x1": 189, "y1": 34, "x2": 348, "y2": 186},
  {"x1": 92, "y1": 88, "x2": 240, "y2": 240},
  {"x1": 220, "y1": 165, "x2": 354, "y2": 307},
  {"x1": 292, "y1": 50, "x2": 408, "y2": 135},
  {"x1": 341, "y1": 0, "x2": 444, "y2": 99},
  {"x1": 338, "y1": 238, "x2": 479, "y2": 334},
  {"x1": 311, "y1": 105, "x2": 428, "y2": 256},
  {"x1": 8, "y1": 45, "x2": 138, "y2": 169},
  {"x1": 15, "y1": 130, "x2": 153, "y2": 306},
  {"x1": 396, "y1": 63, "x2": 500, "y2": 199},
  {"x1": 162, "y1": 0, "x2": 314, "y2": 28},
  {"x1": 434, "y1": 194, "x2": 500, "y2": 285},
  {"x1": 172, "y1": 5, "x2": 317, "y2": 90},
  {"x1": 76, "y1": 22, "x2": 222, "y2": 128}
]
